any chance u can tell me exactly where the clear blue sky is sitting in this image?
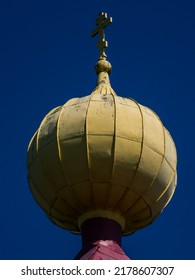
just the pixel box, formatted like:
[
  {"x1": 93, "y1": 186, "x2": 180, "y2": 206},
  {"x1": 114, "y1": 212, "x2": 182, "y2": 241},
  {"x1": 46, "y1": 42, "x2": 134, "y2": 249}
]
[{"x1": 0, "y1": 0, "x2": 194, "y2": 260}]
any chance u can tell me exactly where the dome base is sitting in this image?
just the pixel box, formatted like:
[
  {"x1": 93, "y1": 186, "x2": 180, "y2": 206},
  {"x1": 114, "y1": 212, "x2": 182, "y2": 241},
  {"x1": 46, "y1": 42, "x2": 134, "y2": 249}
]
[
  {"x1": 74, "y1": 217, "x2": 130, "y2": 260},
  {"x1": 78, "y1": 209, "x2": 126, "y2": 232}
]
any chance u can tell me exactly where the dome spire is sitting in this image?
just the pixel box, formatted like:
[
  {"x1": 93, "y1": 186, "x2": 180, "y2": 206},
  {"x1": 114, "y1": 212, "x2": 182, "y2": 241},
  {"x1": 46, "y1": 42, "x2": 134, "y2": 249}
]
[
  {"x1": 91, "y1": 12, "x2": 113, "y2": 88},
  {"x1": 91, "y1": 12, "x2": 112, "y2": 60}
]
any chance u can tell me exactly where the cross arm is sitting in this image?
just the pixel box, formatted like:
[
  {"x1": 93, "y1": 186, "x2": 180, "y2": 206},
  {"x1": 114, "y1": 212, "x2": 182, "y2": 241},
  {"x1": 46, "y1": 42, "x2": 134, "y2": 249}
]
[{"x1": 91, "y1": 17, "x2": 112, "y2": 38}]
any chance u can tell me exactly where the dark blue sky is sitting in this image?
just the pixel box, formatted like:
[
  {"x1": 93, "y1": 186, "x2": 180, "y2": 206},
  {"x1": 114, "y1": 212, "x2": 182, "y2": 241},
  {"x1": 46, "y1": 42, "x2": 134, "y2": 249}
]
[{"x1": 1, "y1": 0, "x2": 194, "y2": 260}]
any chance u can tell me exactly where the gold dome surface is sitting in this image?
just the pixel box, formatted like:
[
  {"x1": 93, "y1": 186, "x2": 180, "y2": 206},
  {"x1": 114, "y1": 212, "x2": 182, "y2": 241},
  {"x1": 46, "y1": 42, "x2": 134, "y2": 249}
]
[
  {"x1": 27, "y1": 12, "x2": 177, "y2": 235},
  {"x1": 27, "y1": 61, "x2": 177, "y2": 235}
]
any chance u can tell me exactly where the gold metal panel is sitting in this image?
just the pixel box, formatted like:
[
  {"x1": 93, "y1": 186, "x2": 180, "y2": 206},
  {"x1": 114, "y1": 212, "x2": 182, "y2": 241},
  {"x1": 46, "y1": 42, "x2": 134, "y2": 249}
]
[
  {"x1": 117, "y1": 189, "x2": 140, "y2": 213},
  {"x1": 92, "y1": 183, "x2": 110, "y2": 208},
  {"x1": 105, "y1": 185, "x2": 127, "y2": 210},
  {"x1": 72, "y1": 181, "x2": 92, "y2": 209},
  {"x1": 115, "y1": 102, "x2": 142, "y2": 141},
  {"x1": 90, "y1": 92, "x2": 113, "y2": 101},
  {"x1": 124, "y1": 198, "x2": 149, "y2": 217},
  {"x1": 59, "y1": 137, "x2": 89, "y2": 184},
  {"x1": 151, "y1": 175, "x2": 176, "y2": 216},
  {"x1": 130, "y1": 145, "x2": 163, "y2": 194},
  {"x1": 129, "y1": 217, "x2": 152, "y2": 230},
  {"x1": 51, "y1": 197, "x2": 77, "y2": 218},
  {"x1": 112, "y1": 137, "x2": 142, "y2": 187},
  {"x1": 87, "y1": 135, "x2": 114, "y2": 182},
  {"x1": 142, "y1": 110, "x2": 164, "y2": 155},
  {"x1": 28, "y1": 157, "x2": 56, "y2": 203},
  {"x1": 162, "y1": 174, "x2": 177, "y2": 208},
  {"x1": 87, "y1": 95, "x2": 114, "y2": 135},
  {"x1": 130, "y1": 206, "x2": 151, "y2": 222},
  {"x1": 124, "y1": 199, "x2": 152, "y2": 233},
  {"x1": 57, "y1": 186, "x2": 84, "y2": 214},
  {"x1": 116, "y1": 96, "x2": 138, "y2": 108},
  {"x1": 49, "y1": 208, "x2": 78, "y2": 232},
  {"x1": 28, "y1": 178, "x2": 50, "y2": 214},
  {"x1": 48, "y1": 215, "x2": 77, "y2": 231},
  {"x1": 140, "y1": 105, "x2": 158, "y2": 118},
  {"x1": 143, "y1": 157, "x2": 175, "y2": 205},
  {"x1": 38, "y1": 106, "x2": 61, "y2": 149},
  {"x1": 75, "y1": 95, "x2": 90, "y2": 104},
  {"x1": 38, "y1": 140, "x2": 67, "y2": 189},
  {"x1": 50, "y1": 207, "x2": 73, "y2": 222},
  {"x1": 58, "y1": 100, "x2": 88, "y2": 141}
]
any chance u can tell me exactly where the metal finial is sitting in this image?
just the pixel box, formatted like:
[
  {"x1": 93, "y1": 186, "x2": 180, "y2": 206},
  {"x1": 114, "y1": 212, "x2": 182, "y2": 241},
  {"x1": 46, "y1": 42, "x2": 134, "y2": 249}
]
[{"x1": 91, "y1": 12, "x2": 112, "y2": 60}]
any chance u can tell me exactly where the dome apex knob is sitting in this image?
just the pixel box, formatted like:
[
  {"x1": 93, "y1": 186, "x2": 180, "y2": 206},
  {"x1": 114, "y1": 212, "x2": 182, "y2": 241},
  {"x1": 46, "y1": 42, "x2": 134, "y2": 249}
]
[{"x1": 95, "y1": 59, "x2": 112, "y2": 75}]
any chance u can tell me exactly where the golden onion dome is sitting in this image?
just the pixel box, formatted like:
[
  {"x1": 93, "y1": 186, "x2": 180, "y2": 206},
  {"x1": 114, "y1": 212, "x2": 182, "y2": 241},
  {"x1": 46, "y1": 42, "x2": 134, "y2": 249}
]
[
  {"x1": 27, "y1": 12, "x2": 177, "y2": 235},
  {"x1": 27, "y1": 58, "x2": 177, "y2": 235}
]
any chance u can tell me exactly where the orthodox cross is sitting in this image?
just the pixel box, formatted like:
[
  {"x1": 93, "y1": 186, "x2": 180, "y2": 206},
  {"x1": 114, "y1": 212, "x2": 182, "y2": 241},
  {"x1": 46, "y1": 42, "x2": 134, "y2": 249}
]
[{"x1": 91, "y1": 12, "x2": 112, "y2": 60}]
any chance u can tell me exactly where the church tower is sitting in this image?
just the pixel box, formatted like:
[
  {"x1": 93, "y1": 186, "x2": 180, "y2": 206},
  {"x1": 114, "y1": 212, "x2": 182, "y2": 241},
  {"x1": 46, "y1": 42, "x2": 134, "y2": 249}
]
[{"x1": 27, "y1": 12, "x2": 177, "y2": 260}]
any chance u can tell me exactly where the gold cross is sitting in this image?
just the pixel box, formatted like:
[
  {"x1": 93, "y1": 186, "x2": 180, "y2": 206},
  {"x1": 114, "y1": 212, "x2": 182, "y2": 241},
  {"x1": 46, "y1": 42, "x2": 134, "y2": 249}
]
[{"x1": 91, "y1": 12, "x2": 112, "y2": 60}]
